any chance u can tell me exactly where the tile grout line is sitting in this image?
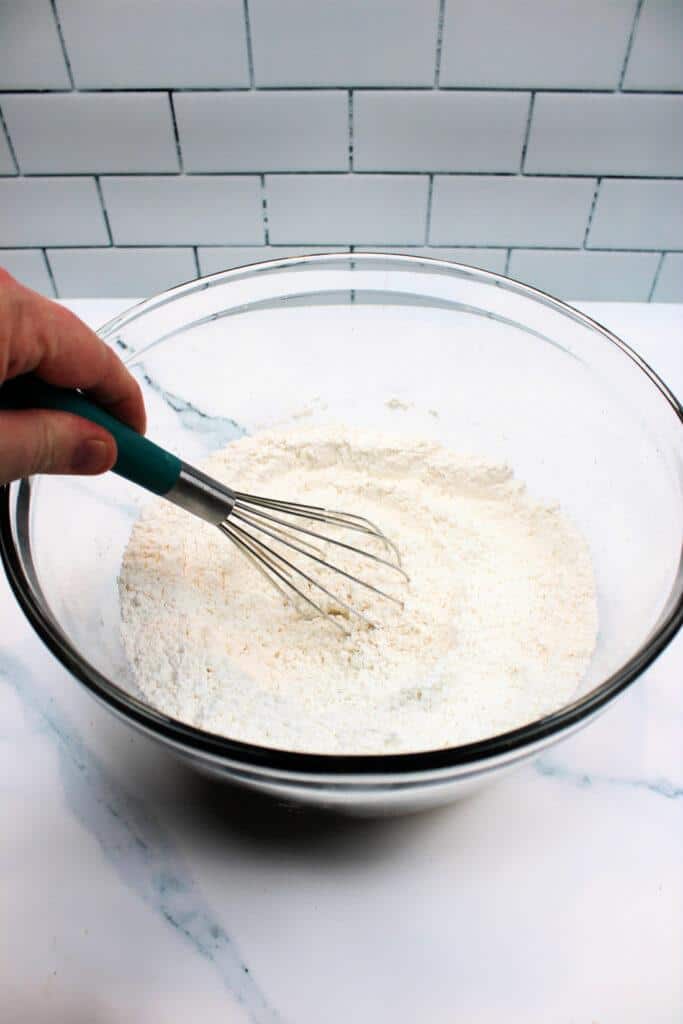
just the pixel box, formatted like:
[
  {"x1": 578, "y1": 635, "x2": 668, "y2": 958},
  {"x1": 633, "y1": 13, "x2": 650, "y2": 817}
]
[
  {"x1": 618, "y1": 0, "x2": 646, "y2": 90},
  {"x1": 49, "y1": 0, "x2": 75, "y2": 90},
  {"x1": 6, "y1": 168, "x2": 683, "y2": 181},
  {"x1": 42, "y1": 248, "x2": 59, "y2": 298},
  {"x1": 348, "y1": 90, "x2": 354, "y2": 171},
  {"x1": 192, "y1": 245, "x2": 201, "y2": 278},
  {"x1": 434, "y1": 0, "x2": 447, "y2": 88},
  {"x1": 424, "y1": 175, "x2": 435, "y2": 244},
  {"x1": 2, "y1": 85, "x2": 683, "y2": 95},
  {"x1": 93, "y1": 176, "x2": 114, "y2": 245},
  {"x1": 0, "y1": 102, "x2": 20, "y2": 173},
  {"x1": 519, "y1": 92, "x2": 536, "y2": 174},
  {"x1": 242, "y1": 0, "x2": 256, "y2": 89},
  {"x1": 582, "y1": 177, "x2": 602, "y2": 247},
  {"x1": 648, "y1": 251, "x2": 666, "y2": 301},
  {"x1": 7, "y1": 170, "x2": 682, "y2": 180},
  {"x1": 504, "y1": 248, "x2": 512, "y2": 275},
  {"x1": 168, "y1": 92, "x2": 184, "y2": 172},
  {"x1": 2, "y1": 244, "x2": 681, "y2": 254},
  {"x1": 259, "y1": 173, "x2": 270, "y2": 243}
]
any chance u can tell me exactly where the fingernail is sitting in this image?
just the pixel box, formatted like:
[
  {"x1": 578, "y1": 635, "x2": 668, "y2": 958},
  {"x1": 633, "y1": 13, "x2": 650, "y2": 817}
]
[{"x1": 71, "y1": 439, "x2": 112, "y2": 474}]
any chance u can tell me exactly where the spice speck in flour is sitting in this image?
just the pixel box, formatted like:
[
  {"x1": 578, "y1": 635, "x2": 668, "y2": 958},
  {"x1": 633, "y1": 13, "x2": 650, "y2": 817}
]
[{"x1": 118, "y1": 426, "x2": 598, "y2": 754}]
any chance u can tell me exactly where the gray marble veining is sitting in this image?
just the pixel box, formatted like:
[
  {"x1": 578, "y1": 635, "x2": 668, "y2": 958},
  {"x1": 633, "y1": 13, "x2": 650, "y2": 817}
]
[{"x1": 0, "y1": 651, "x2": 284, "y2": 1024}]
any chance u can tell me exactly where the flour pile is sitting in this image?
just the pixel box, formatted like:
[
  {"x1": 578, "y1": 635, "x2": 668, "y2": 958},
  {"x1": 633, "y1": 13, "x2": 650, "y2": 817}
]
[{"x1": 118, "y1": 427, "x2": 598, "y2": 754}]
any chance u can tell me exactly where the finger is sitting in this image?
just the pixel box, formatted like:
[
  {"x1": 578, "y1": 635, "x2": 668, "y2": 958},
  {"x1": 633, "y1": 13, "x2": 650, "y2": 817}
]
[
  {"x1": 0, "y1": 409, "x2": 117, "y2": 485},
  {"x1": 0, "y1": 270, "x2": 146, "y2": 434}
]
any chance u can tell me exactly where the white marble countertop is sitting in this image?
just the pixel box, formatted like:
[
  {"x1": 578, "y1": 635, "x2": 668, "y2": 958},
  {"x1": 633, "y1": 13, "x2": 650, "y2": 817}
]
[{"x1": 1, "y1": 299, "x2": 681, "y2": 1023}]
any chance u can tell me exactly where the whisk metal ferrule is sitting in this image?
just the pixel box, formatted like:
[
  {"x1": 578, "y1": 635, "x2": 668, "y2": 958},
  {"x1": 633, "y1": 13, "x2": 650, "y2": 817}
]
[{"x1": 166, "y1": 462, "x2": 236, "y2": 525}]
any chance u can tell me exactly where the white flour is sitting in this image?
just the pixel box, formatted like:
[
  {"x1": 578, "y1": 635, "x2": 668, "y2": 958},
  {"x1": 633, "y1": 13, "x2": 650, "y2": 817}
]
[{"x1": 119, "y1": 427, "x2": 598, "y2": 754}]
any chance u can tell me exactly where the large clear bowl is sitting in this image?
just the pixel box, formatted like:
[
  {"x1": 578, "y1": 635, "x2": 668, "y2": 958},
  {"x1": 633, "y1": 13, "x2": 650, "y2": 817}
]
[{"x1": 2, "y1": 254, "x2": 682, "y2": 815}]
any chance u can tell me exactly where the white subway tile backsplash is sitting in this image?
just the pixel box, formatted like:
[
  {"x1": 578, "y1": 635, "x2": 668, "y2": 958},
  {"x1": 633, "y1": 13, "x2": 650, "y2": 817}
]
[
  {"x1": 0, "y1": 177, "x2": 108, "y2": 246},
  {"x1": 0, "y1": 1, "x2": 678, "y2": 301},
  {"x1": 623, "y1": 0, "x2": 683, "y2": 92},
  {"x1": 0, "y1": 249, "x2": 54, "y2": 295},
  {"x1": 101, "y1": 176, "x2": 264, "y2": 245},
  {"x1": 250, "y1": 0, "x2": 439, "y2": 87},
  {"x1": 652, "y1": 254, "x2": 683, "y2": 302},
  {"x1": 508, "y1": 249, "x2": 660, "y2": 301},
  {"x1": 47, "y1": 247, "x2": 197, "y2": 297},
  {"x1": 430, "y1": 176, "x2": 595, "y2": 246},
  {"x1": 266, "y1": 175, "x2": 429, "y2": 244},
  {"x1": 0, "y1": 122, "x2": 15, "y2": 174},
  {"x1": 440, "y1": 0, "x2": 636, "y2": 89},
  {"x1": 2, "y1": 93, "x2": 179, "y2": 174},
  {"x1": 56, "y1": 0, "x2": 249, "y2": 88},
  {"x1": 0, "y1": 0, "x2": 70, "y2": 89},
  {"x1": 358, "y1": 246, "x2": 508, "y2": 274},
  {"x1": 354, "y1": 92, "x2": 528, "y2": 172},
  {"x1": 175, "y1": 92, "x2": 348, "y2": 172},
  {"x1": 198, "y1": 246, "x2": 350, "y2": 275},
  {"x1": 525, "y1": 94, "x2": 683, "y2": 176},
  {"x1": 587, "y1": 179, "x2": 683, "y2": 249}
]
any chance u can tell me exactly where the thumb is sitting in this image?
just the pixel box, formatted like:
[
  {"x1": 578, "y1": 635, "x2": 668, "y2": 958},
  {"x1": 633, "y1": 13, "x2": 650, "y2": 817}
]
[{"x1": 0, "y1": 409, "x2": 117, "y2": 484}]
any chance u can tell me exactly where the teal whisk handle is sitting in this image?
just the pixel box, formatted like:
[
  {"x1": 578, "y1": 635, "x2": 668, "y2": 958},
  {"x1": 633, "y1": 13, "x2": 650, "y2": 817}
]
[{"x1": 0, "y1": 374, "x2": 181, "y2": 495}]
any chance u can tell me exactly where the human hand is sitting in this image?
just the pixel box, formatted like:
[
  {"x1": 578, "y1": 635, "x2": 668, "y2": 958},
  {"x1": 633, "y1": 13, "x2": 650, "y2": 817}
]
[{"x1": 0, "y1": 269, "x2": 145, "y2": 485}]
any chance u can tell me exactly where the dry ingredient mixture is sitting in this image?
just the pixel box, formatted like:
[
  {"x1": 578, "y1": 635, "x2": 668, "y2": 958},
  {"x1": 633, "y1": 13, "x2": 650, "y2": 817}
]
[{"x1": 119, "y1": 427, "x2": 598, "y2": 754}]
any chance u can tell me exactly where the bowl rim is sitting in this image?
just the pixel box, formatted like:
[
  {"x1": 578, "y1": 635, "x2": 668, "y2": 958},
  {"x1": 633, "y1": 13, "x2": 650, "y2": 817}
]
[{"x1": 2, "y1": 251, "x2": 683, "y2": 775}]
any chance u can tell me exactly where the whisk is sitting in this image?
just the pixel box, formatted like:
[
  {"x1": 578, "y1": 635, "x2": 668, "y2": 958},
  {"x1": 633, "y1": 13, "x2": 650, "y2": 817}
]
[{"x1": 1, "y1": 375, "x2": 408, "y2": 632}]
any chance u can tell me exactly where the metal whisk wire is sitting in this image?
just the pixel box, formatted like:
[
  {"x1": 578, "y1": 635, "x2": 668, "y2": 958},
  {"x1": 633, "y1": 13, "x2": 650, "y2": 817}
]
[{"x1": 219, "y1": 493, "x2": 409, "y2": 633}]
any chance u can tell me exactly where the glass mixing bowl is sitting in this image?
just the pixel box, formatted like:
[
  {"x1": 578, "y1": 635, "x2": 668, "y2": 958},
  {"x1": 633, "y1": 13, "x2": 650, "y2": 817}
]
[{"x1": 2, "y1": 254, "x2": 682, "y2": 815}]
